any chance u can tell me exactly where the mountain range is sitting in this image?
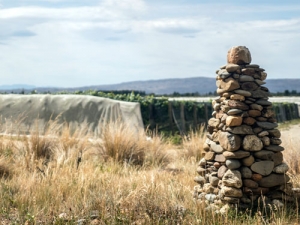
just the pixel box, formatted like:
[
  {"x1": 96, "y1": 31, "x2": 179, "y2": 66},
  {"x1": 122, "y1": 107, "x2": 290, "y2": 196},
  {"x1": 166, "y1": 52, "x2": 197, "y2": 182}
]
[{"x1": 1, "y1": 77, "x2": 300, "y2": 95}]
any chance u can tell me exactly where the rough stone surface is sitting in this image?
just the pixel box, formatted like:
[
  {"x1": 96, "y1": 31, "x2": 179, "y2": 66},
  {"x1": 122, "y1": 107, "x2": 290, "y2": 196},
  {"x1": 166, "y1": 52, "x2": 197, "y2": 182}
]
[
  {"x1": 227, "y1": 46, "x2": 252, "y2": 65},
  {"x1": 221, "y1": 186, "x2": 243, "y2": 198},
  {"x1": 226, "y1": 125, "x2": 253, "y2": 135},
  {"x1": 243, "y1": 135, "x2": 263, "y2": 151},
  {"x1": 228, "y1": 100, "x2": 249, "y2": 110},
  {"x1": 251, "y1": 161, "x2": 274, "y2": 176},
  {"x1": 219, "y1": 132, "x2": 241, "y2": 151},
  {"x1": 222, "y1": 170, "x2": 242, "y2": 188},
  {"x1": 223, "y1": 150, "x2": 250, "y2": 159}
]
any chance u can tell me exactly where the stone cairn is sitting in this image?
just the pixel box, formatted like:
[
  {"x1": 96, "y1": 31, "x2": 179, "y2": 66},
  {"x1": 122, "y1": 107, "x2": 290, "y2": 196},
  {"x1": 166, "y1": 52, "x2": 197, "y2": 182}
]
[{"x1": 194, "y1": 46, "x2": 294, "y2": 208}]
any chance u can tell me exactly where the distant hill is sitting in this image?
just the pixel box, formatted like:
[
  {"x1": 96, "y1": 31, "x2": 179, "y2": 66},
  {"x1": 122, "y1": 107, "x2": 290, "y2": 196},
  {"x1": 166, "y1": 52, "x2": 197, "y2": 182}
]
[
  {"x1": 1, "y1": 77, "x2": 300, "y2": 95},
  {"x1": 0, "y1": 84, "x2": 35, "y2": 90}
]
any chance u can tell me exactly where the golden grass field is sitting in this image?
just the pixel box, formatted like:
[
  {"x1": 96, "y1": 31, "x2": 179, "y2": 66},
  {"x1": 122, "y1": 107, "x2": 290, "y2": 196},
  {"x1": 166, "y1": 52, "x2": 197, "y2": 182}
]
[{"x1": 0, "y1": 119, "x2": 299, "y2": 224}]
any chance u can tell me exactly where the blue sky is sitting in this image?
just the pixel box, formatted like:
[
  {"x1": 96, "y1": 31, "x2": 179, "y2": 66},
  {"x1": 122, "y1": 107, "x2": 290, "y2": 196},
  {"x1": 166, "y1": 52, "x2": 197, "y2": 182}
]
[{"x1": 0, "y1": 0, "x2": 300, "y2": 87}]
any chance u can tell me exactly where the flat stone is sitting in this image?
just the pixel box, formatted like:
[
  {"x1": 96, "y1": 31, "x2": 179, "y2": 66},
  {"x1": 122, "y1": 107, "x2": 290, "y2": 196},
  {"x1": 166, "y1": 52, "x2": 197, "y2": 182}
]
[
  {"x1": 248, "y1": 110, "x2": 261, "y2": 117},
  {"x1": 256, "y1": 122, "x2": 278, "y2": 130},
  {"x1": 254, "y1": 150, "x2": 274, "y2": 160},
  {"x1": 250, "y1": 89, "x2": 271, "y2": 98},
  {"x1": 227, "y1": 46, "x2": 252, "y2": 65},
  {"x1": 242, "y1": 155, "x2": 255, "y2": 166},
  {"x1": 258, "y1": 173, "x2": 290, "y2": 188},
  {"x1": 210, "y1": 142, "x2": 224, "y2": 153},
  {"x1": 214, "y1": 154, "x2": 226, "y2": 162},
  {"x1": 227, "y1": 109, "x2": 243, "y2": 115},
  {"x1": 265, "y1": 145, "x2": 284, "y2": 152},
  {"x1": 228, "y1": 100, "x2": 249, "y2": 110},
  {"x1": 226, "y1": 63, "x2": 240, "y2": 73},
  {"x1": 226, "y1": 125, "x2": 254, "y2": 135},
  {"x1": 223, "y1": 150, "x2": 250, "y2": 159},
  {"x1": 251, "y1": 161, "x2": 274, "y2": 176},
  {"x1": 226, "y1": 116, "x2": 243, "y2": 127},
  {"x1": 270, "y1": 138, "x2": 282, "y2": 145},
  {"x1": 255, "y1": 79, "x2": 266, "y2": 85},
  {"x1": 222, "y1": 169, "x2": 242, "y2": 188},
  {"x1": 230, "y1": 94, "x2": 245, "y2": 101},
  {"x1": 219, "y1": 132, "x2": 241, "y2": 152},
  {"x1": 239, "y1": 75, "x2": 254, "y2": 82},
  {"x1": 243, "y1": 179, "x2": 258, "y2": 188},
  {"x1": 243, "y1": 135, "x2": 263, "y2": 151},
  {"x1": 246, "y1": 64, "x2": 260, "y2": 68},
  {"x1": 273, "y1": 163, "x2": 289, "y2": 174},
  {"x1": 220, "y1": 186, "x2": 243, "y2": 198},
  {"x1": 268, "y1": 129, "x2": 281, "y2": 138},
  {"x1": 226, "y1": 159, "x2": 241, "y2": 169},
  {"x1": 255, "y1": 99, "x2": 272, "y2": 106},
  {"x1": 241, "y1": 68, "x2": 256, "y2": 75},
  {"x1": 240, "y1": 166, "x2": 252, "y2": 178},
  {"x1": 258, "y1": 131, "x2": 269, "y2": 137},
  {"x1": 218, "y1": 165, "x2": 228, "y2": 179},
  {"x1": 241, "y1": 82, "x2": 259, "y2": 91},
  {"x1": 250, "y1": 103, "x2": 263, "y2": 111},
  {"x1": 272, "y1": 152, "x2": 283, "y2": 166},
  {"x1": 257, "y1": 116, "x2": 268, "y2": 122},
  {"x1": 234, "y1": 89, "x2": 252, "y2": 97}
]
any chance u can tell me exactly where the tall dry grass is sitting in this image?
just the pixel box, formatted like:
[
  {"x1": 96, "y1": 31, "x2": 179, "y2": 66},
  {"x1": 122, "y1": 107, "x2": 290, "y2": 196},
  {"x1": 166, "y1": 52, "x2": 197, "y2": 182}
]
[{"x1": 0, "y1": 119, "x2": 299, "y2": 224}]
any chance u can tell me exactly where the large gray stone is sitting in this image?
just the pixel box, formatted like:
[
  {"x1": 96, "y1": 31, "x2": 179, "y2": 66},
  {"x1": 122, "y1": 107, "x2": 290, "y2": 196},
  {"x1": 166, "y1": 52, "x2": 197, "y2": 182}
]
[
  {"x1": 254, "y1": 150, "x2": 274, "y2": 160},
  {"x1": 256, "y1": 122, "x2": 278, "y2": 130},
  {"x1": 228, "y1": 100, "x2": 249, "y2": 110},
  {"x1": 243, "y1": 135, "x2": 263, "y2": 151},
  {"x1": 234, "y1": 89, "x2": 252, "y2": 97},
  {"x1": 251, "y1": 161, "x2": 274, "y2": 176},
  {"x1": 258, "y1": 173, "x2": 290, "y2": 188},
  {"x1": 265, "y1": 145, "x2": 284, "y2": 152},
  {"x1": 240, "y1": 166, "x2": 252, "y2": 178},
  {"x1": 226, "y1": 159, "x2": 241, "y2": 170}
]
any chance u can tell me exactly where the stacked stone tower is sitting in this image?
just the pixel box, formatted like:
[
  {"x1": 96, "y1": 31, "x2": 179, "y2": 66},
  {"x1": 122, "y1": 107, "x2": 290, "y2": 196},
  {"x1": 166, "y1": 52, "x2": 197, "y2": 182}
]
[{"x1": 194, "y1": 46, "x2": 292, "y2": 207}]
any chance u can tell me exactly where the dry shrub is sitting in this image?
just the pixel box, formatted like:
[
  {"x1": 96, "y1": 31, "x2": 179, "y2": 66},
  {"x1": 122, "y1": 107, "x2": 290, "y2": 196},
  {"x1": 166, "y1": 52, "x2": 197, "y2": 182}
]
[
  {"x1": 0, "y1": 157, "x2": 12, "y2": 178},
  {"x1": 182, "y1": 124, "x2": 206, "y2": 161}
]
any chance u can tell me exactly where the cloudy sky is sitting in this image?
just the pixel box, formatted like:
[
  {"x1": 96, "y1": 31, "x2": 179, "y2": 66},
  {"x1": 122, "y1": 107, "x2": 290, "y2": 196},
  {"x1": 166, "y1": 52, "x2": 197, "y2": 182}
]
[{"x1": 1, "y1": 0, "x2": 300, "y2": 88}]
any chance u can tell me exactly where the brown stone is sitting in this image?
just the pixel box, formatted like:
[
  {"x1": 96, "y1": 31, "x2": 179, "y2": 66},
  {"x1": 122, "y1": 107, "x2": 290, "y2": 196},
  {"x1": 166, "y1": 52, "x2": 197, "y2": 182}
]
[
  {"x1": 261, "y1": 72, "x2": 267, "y2": 80},
  {"x1": 217, "y1": 78, "x2": 240, "y2": 93},
  {"x1": 208, "y1": 118, "x2": 220, "y2": 128},
  {"x1": 243, "y1": 117, "x2": 256, "y2": 125},
  {"x1": 228, "y1": 100, "x2": 249, "y2": 110},
  {"x1": 268, "y1": 129, "x2": 281, "y2": 138},
  {"x1": 242, "y1": 155, "x2": 255, "y2": 166},
  {"x1": 252, "y1": 174, "x2": 263, "y2": 181},
  {"x1": 226, "y1": 63, "x2": 240, "y2": 72},
  {"x1": 214, "y1": 162, "x2": 221, "y2": 168},
  {"x1": 219, "y1": 132, "x2": 241, "y2": 151},
  {"x1": 272, "y1": 152, "x2": 283, "y2": 166},
  {"x1": 210, "y1": 142, "x2": 224, "y2": 153},
  {"x1": 243, "y1": 179, "x2": 258, "y2": 188},
  {"x1": 241, "y1": 82, "x2": 259, "y2": 91},
  {"x1": 226, "y1": 116, "x2": 243, "y2": 127},
  {"x1": 214, "y1": 154, "x2": 226, "y2": 162},
  {"x1": 226, "y1": 125, "x2": 253, "y2": 135},
  {"x1": 227, "y1": 46, "x2": 252, "y2": 65},
  {"x1": 250, "y1": 103, "x2": 263, "y2": 111},
  {"x1": 204, "y1": 152, "x2": 215, "y2": 161},
  {"x1": 230, "y1": 94, "x2": 245, "y2": 101},
  {"x1": 261, "y1": 136, "x2": 270, "y2": 146},
  {"x1": 197, "y1": 167, "x2": 207, "y2": 176},
  {"x1": 218, "y1": 165, "x2": 228, "y2": 179},
  {"x1": 248, "y1": 110, "x2": 261, "y2": 117}
]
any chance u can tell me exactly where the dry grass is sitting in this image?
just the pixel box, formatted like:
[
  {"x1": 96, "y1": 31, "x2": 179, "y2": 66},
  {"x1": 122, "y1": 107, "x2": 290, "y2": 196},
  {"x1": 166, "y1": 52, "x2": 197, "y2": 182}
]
[{"x1": 0, "y1": 119, "x2": 299, "y2": 224}]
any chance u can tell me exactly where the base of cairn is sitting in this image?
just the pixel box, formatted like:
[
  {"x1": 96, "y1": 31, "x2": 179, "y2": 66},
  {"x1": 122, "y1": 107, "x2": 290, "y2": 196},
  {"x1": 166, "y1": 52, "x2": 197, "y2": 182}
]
[{"x1": 193, "y1": 46, "x2": 298, "y2": 209}]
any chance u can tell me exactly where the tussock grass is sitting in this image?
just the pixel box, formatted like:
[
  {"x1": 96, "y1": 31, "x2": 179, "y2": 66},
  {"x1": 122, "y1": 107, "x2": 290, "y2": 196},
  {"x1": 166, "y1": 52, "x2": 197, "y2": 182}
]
[{"x1": 0, "y1": 118, "x2": 299, "y2": 224}]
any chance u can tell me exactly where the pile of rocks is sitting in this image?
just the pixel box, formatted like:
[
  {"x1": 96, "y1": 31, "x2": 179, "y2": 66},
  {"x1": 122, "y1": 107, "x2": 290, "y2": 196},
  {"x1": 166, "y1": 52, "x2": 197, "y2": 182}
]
[{"x1": 194, "y1": 46, "x2": 293, "y2": 207}]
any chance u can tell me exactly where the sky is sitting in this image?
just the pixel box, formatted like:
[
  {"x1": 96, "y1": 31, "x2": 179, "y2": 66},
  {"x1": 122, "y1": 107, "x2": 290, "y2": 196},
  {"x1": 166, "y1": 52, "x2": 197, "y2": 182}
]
[{"x1": 0, "y1": 0, "x2": 300, "y2": 88}]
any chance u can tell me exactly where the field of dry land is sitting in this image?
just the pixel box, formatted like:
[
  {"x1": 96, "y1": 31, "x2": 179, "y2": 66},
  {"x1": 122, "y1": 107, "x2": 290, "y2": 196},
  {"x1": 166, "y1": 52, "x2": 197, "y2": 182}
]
[{"x1": 0, "y1": 119, "x2": 300, "y2": 224}]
